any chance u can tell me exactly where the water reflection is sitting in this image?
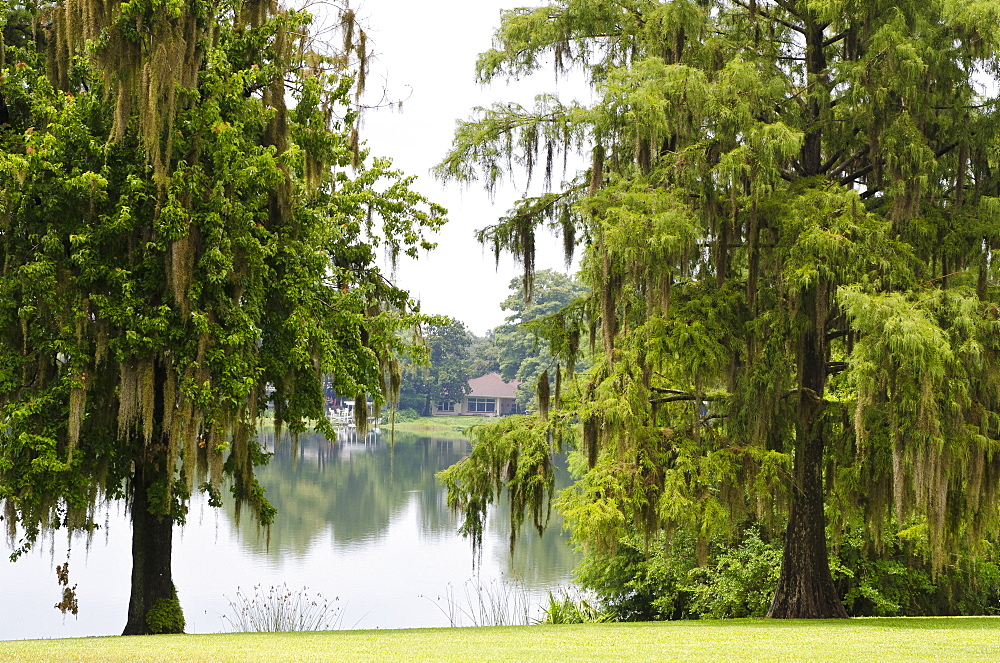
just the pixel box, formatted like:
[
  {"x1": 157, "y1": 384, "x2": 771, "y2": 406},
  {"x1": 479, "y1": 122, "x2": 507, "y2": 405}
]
[
  {"x1": 232, "y1": 430, "x2": 579, "y2": 583},
  {"x1": 233, "y1": 431, "x2": 473, "y2": 554},
  {"x1": 1, "y1": 430, "x2": 580, "y2": 639}
]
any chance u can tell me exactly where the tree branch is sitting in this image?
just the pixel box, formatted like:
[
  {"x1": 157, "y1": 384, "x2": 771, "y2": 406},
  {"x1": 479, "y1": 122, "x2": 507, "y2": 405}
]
[
  {"x1": 650, "y1": 394, "x2": 699, "y2": 404},
  {"x1": 826, "y1": 146, "x2": 867, "y2": 179},
  {"x1": 934, "y1": 141, "x2": 960, "y2": 159},
  {"x1": 853, "y1": 142, "x2": 960, "y2": 199},
  {"x1": 826, "y1": 361, "x2": 849, "y2": 375},
  {"x1": 840, "y1": 164, "x2": 873, "y2": 186},
  {"x1": 731, "y1": 0, "x2": 806, "y2": 34},
  {"x1": 771, "y1": 0, "x2": 804, "y2": 19},
  {"x1": 650, "y1": 394, "x2": 720, "y2": 405},
  {"x1": 819, "y1": 148, "x2": 845, "y2": 175},
  {"x1": 822, "y1": 32, "x2": 847, "y2": 47}
]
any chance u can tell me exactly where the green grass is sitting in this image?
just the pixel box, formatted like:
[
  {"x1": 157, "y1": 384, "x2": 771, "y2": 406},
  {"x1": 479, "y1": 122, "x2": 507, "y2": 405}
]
[
  {"x1": 254, "y1": 414, "x2": 480, "y2": 440},
  {"x1": 390, "y1": 415, "x2": 481, "y2": 439},
  {"x1": 3, "y1": 618, "x2": 999, "y2": 662},
  {"x1": 251, "y1": 414, "x2": 476, "y2": 439}
]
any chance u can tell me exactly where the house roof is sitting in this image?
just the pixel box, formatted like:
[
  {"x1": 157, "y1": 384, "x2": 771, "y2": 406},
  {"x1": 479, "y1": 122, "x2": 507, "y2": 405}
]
[{"x1": 467, "y1": 373, "x2": 521, "y2": 399}]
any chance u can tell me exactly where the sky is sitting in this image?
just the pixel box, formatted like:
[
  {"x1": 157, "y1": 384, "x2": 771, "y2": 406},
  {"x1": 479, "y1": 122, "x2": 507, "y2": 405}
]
[{"x1": 329, "y1": 0, "x2": 587, "y2": 335}]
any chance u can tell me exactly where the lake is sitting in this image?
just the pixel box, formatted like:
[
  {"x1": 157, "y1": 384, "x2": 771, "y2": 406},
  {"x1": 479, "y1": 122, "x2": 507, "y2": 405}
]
[{"x1": 0, "y1": 430, "x2": 579, "y2": 640}]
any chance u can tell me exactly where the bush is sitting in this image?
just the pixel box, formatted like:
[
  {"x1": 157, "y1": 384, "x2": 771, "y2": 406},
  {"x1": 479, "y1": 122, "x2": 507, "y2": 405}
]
[
  {"x1": 540, "y1": 590, "x2": 611, "y2": 624},
  {"x1": 575, "y1": 525, "x2": 1000, "y2": 621},
  {"x1": 684, "y1": 530, "x2": 782, "y2": 618},
  {"x1": 573, "y1": 532, "x2": 697, "y2": 621},
  {"x1": 832, "y1": 530, "x2": 1000, "y2": 617},
  {"x1": 146, "y1": 588, "x2": 185, "y2": 634},
  {"x1": 391, "y1": 407, "x2": 422, "y2": 423}
]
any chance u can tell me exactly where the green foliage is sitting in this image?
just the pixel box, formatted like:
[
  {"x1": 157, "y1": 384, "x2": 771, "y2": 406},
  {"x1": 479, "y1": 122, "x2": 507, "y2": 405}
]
[
  {"x1": 833, "y1": 529, "x2": 1000, "y2": 617},
  {"x1": 439, "y1": 0, "x2": 1000, "y2": 617},
  {"x1": 0, "y1": 0, "x2": 441, "y2": 547},
  {"x1": 573, "y1": 530, "x2": 778, "y2": 621},
  {"x1": 540, "y1": 590, "x2": 611, "y2": 624},
  {"x1": 684, "y1": 531, "x2": 782, "y2": 619},
  {"x1": 398, "y1": 318, "x2": 485, "y2": 415},
  {"x1": 392, "y1": 407, "x2": 421, "y2": 423},
  {"x1": 575, "y1": 526, "x2": 1000, "y2": 621},
  {"x1": 439, "y1": 414, "x2": 564, "y2": 554},
  {"x1": 0, "y1": 0, "x2": 442, "y2": 632},
  {"x1": 493, "y1": 270, "x2": 590, "y2": 410},
  {"x1": 146, "y1": 589, "x2": 185, "y2": 635}
]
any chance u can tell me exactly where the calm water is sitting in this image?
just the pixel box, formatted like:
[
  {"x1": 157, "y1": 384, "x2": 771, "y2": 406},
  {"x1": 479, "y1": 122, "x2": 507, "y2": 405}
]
[{"x1": 1, "y1": 430, "x2": 579, "y2": 640}]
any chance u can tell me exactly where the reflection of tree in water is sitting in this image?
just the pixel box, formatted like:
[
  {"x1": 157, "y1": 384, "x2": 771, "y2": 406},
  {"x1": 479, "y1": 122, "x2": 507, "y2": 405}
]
[
  {"x1": 222, "y1": 430, "x2": 580, "y2": 587},
  {"x1": 225, "y1": 431, "x2": 471, "y2": 556},
  {"x1": 489, "y1": 455, "x2": 581, "y2": 586}
]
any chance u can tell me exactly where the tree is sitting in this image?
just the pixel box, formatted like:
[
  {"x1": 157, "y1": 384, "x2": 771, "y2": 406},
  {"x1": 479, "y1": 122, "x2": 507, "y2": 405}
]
[
  {"x1": 399, "y1": 319, "x2": 476, "y2": 415},
  {"x1": 493, "y1": 269, "x2": 588, "y2": 409},
  {"x1": 438, "y1": 0, "x2": 1000, "y2": 618},
  {"x1": 466, "y1": 330, "x2": 501, "y2": 380},
  {"x1": 0, "y1": 0, "x2": 442, "y2": 634}
]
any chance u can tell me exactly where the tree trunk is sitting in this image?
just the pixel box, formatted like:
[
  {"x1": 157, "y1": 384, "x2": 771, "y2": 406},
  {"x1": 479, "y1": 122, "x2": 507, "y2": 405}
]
[
  {"x1": 122, "y1": 461, "x2": 183, "y2": 635},
  {"x1": 767, "y1": 425, "x2": 847, "y2": 618},
  {"x1": 768, "y1": 283, "x2": 848, "y2": 618}
]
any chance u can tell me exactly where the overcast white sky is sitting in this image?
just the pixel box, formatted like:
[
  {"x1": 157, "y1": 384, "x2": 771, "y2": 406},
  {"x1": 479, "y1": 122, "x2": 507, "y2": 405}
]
[{"x1": 336, "y1": 0, "x2": 586, "y2": 335}]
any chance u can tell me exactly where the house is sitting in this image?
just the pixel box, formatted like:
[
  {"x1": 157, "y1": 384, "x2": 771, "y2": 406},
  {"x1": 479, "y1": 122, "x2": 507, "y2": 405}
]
[{"x1": 434, "y1": 372, "x2": 523, "y2": 417}]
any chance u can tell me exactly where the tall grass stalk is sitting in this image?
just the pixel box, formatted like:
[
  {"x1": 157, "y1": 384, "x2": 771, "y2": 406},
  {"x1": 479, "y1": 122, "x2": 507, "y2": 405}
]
[
  {"x1": 220, "y1": 583, "x2": 344, "y2": 632},
  {"x1": 422, "y1": 576, "x2": 533, "y2": 627}
]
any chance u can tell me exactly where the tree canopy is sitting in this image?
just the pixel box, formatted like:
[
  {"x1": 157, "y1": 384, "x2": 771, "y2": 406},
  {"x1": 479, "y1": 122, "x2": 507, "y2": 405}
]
[
  {"x1": 494, "y1": 269, "x2": 589, "y2": 409},
  {"x1": 438, "y1": 0, "x2": 1000, "y2": 618},
  {"x1": 0, "y1": 0, "x2": 441, "y2": 634},
  {"x1": 398, "y1": 318, "x2": 479, "y2": 416}
]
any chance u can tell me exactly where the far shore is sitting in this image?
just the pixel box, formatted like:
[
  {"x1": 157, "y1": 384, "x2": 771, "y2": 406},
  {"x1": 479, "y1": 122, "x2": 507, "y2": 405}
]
[{"x1": 388, "y1": 414, "x2": 481, "y2": 440}]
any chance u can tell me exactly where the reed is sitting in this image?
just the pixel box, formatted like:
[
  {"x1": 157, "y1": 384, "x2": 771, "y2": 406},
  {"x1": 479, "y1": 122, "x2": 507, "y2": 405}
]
[{"x1": 220, "y1": 583, "x2": 344, "y2": 633}]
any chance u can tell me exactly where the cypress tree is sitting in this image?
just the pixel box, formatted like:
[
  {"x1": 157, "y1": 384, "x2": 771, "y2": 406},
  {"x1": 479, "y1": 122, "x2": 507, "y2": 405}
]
[{"x1": 438, "y1": 0, "x2": 1000, "y2": 618}]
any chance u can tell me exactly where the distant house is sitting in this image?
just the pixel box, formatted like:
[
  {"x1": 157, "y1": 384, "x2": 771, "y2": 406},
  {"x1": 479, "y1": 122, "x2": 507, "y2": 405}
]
[{"x1": 434, "y1": 372, "x2": 523, "y2": 417}]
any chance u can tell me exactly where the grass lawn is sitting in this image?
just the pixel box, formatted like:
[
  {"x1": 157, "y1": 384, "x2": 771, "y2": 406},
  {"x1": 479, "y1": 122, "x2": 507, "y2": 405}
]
[
  {"x1": 3, "y1": 618, "x2": 998, "y2": 662},
  {"x1": 390, "y1": 415, "x2": 481, "y2": 439},
  {"x1": 252, "y1": 414, "x2": 479, "y2": 440}
]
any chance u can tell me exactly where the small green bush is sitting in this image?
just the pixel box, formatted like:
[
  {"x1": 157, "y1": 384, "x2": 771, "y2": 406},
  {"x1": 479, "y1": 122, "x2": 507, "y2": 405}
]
[
  {"x1": 832, "y1": 529, "x2": 1000, "y2": 617},
  {"x1": 684, "y1": 530, "x2": 782, "y2": 618},
  {"x1": 541, "y1": 590, "x2": 611, "y2": 624},
  {"x1": 392, "y1": 408, "x2": 422, "y2": 423},
  {"x1": 146, "y1": 589, "x2": 185, "y2": 634}
]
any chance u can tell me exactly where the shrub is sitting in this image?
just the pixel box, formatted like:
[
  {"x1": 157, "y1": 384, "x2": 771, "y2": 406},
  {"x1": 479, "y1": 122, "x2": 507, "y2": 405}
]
[
  {"x1": 573, "y1": 532, "x2": 698, "y2": 621},
  {"x1": 540, "y1": 590, "x2": 611, "y2": 624},
  {"x1": 832, "y1": 530, "x2": 1000, "y2": 617},
  {"x1": 146, "y1": 589, "x2": 185, "y2": 634},
  {"x1": 684, "y1": 530, "x2": 782, "y2": 618},
  {"x1": 392, "y1": 408, "x2": 422, "y2": 423},
  {"x1": 576, "y1": 525, "x2": 1000, "y2": 621}
]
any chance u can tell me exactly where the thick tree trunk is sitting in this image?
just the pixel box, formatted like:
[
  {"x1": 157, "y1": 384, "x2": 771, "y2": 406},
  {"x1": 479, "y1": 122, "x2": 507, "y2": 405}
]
[
  {"x1": 122, "y1": 461, "x2": 183, "y2": 635},
  {"x1": 767, "y1": 428, "x2": 848, "y2": 618},
  {"x1": 768, "y1": 284, "x2": 848, "y2": 619}
]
